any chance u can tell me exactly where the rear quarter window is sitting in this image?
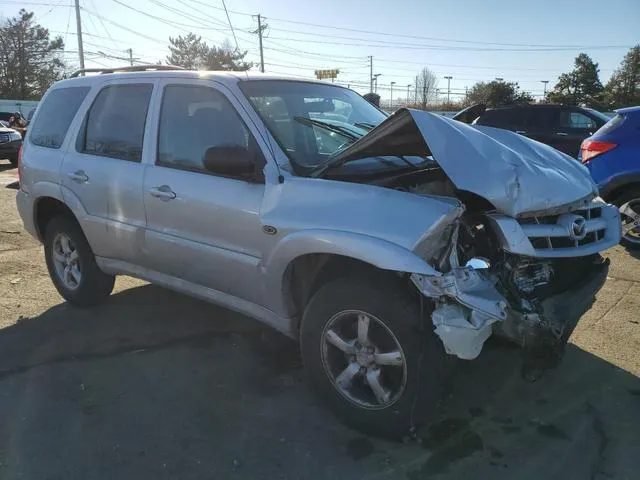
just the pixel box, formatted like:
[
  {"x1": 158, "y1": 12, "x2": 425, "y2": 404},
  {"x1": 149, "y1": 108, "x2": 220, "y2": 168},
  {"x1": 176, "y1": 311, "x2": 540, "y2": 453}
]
[
  {"x1": 476, "y1": 109, "x2": 520, "y2": 128},
  {"x1": 29, "y1": 87, "x2": 90, "y2": 149}
]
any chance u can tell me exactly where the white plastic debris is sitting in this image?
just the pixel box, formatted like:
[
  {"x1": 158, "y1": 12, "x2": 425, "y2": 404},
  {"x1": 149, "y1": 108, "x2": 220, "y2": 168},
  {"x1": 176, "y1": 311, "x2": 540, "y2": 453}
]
[{"x1": 432, "y1": 303, "x2": 497, "y2": 360}]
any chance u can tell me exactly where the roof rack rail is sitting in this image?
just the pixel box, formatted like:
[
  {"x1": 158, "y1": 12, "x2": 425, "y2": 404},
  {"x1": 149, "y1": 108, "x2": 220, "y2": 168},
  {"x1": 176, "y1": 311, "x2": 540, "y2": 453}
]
[{"x1": 70, "y1": 65, "x2": 185, "y2": 78}]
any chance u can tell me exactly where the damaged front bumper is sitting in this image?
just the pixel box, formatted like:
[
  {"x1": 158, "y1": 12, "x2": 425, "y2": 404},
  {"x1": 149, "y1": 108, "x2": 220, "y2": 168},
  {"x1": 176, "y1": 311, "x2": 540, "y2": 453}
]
[{"x1": 411, "y1": 255, "x2": 610, "y2": 364}]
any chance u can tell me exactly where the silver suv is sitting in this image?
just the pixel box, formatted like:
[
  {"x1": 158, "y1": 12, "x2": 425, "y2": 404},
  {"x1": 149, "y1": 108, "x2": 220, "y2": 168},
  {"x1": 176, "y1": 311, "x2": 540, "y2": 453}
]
[{"x1": 16, "y1": 66, "x2": 620, "y2": 438}]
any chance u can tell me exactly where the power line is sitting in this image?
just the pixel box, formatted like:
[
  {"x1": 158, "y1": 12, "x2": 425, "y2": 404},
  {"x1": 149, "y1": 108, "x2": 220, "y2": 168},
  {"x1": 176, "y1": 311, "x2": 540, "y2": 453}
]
[{"x1": 221, "y1": 0, "x2": 240, "y2": 52}]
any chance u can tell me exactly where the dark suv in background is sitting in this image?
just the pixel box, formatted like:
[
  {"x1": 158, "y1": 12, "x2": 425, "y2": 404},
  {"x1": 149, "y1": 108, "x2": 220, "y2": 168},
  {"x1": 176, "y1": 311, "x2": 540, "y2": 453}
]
[{"x1": 454, "y1": 104, "x2": 610, "y2": 158}]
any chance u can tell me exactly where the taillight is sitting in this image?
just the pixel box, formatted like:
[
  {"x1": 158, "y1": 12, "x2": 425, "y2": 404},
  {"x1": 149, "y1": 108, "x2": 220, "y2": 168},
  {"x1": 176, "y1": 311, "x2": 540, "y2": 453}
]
[{"x1": 580, "y1": 140, "x2": 617, "y2": 164}]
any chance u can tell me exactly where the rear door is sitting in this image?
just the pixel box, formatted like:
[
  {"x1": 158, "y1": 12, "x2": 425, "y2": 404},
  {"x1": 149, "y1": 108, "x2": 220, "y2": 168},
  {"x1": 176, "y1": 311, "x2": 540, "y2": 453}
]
[
  {"x1": 555, "y1": 108, "x2": 600, "y2": 157},
  {"x1": 141, "y1": 79, "x2": 267, "y2": 305},
  {"x1": 522, "y1": 106, "x2": 560, "y2": 148},
  {"x1": 61, "y1": 80, "x2": 155, "y2": 262}
]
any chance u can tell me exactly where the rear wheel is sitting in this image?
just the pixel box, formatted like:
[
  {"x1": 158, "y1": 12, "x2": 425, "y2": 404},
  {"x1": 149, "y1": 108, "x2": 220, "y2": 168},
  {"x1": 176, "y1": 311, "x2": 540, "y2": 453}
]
[
  {"x1": 44, "y1": 215, "x2": 115, "y2": 306},
  {"x1": 613, "y1": 188, "x2": 640, "y2": 250},
  {"x1": 300, "y1": 274, "x2": 452, "y2": 439}
]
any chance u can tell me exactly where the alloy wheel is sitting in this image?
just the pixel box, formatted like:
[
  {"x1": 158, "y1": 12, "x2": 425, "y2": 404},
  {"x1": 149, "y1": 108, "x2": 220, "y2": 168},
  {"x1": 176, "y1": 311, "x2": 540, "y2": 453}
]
[
  {"x1": 51, "y1": 232, "x2": 82, "y2": 290},
  {"x1": 321, "y1": 310, "x2": 407, "y2": 409}
]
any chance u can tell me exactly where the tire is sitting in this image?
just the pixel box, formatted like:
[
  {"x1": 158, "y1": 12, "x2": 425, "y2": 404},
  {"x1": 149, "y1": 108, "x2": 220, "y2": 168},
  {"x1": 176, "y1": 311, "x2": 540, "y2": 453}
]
[
  {"x1": 44, "y1": 215, "x2": 115, "y2": 306},
  {"x1": 300, "y1": 274, "x2": 453, "y2": 439},
  {"x1": 8, "y1": 155, "x2": 18, "y2": 167},
  {"x1": 612, "y1": 187, "x2": 640, "y2": 250}
]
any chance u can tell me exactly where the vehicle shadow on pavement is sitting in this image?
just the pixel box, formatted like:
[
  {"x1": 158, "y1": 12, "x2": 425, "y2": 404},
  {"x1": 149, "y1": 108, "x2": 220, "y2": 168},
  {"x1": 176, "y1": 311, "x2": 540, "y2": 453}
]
[{"x1": 0, "y1": 284, "x2": 638, "y2": 480}]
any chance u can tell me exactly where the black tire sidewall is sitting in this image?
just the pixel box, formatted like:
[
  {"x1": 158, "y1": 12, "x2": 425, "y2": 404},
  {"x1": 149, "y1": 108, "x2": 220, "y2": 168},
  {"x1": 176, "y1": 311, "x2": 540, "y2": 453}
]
[
  {"x1": 300, "y1": 275, "x2": 450, "y2": 438},
  {"x1": 44, "y1": 216, "x2": 114, "y2": 306}
]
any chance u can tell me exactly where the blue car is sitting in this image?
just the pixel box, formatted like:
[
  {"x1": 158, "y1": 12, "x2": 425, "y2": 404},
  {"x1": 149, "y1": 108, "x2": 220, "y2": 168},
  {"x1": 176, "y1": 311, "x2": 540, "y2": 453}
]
[{"x1": 581, "y1": 106, "x2": 640, "y2": 249}]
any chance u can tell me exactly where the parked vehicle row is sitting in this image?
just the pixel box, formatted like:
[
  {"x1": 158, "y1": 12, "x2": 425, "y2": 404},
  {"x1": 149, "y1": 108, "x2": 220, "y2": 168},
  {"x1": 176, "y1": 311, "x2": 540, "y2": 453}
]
[
  {"x1": 452, "y1": 103, "x2": 610, "y2": 158},
  {"x1": 17, "y1": 67, "x2": 621, "y2": 438}
]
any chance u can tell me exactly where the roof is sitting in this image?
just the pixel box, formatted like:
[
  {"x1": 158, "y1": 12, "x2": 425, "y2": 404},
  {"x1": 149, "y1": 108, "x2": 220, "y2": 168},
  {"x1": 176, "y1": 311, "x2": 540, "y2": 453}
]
[
  {"x1": 55, "y1": 68, "x2": 333, "y2": 89},
  {"x1": 615, "y1": 105, "x2": 640, "y2": 115}
]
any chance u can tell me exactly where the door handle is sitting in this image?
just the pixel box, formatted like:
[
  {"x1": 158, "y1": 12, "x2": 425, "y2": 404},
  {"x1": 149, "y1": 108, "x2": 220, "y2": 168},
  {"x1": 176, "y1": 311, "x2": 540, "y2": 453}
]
[
  {"x1": 555, "y1": 132, "x2": 569, "y2": 136},
  {"x1": 149, "y1": 185, "x2": 176, "y2": 201},
  {"x1": 68, "y1": 170, "x2": 89, "y2": 183}
]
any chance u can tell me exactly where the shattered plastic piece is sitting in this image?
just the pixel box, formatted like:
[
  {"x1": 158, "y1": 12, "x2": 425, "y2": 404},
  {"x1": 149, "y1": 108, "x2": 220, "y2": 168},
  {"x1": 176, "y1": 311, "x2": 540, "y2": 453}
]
[
  {"x1": 10, "y1": 278, "x2": 21, "y2": 284},
  {"x1": 432, "y1": 304, "x2": 497, "y2": 360}
]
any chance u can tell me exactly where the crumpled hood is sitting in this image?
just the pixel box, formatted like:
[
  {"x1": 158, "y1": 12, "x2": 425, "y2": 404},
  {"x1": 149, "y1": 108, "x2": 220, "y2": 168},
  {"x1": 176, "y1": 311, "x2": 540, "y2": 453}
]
[{"x1": 329, "y1": 108, "x2": 598, "y2": 217}]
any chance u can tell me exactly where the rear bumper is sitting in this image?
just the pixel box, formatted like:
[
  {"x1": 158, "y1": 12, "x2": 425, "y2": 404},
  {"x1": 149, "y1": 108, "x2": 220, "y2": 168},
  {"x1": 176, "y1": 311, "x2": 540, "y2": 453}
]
[{"x1": 16, "y1": 190, "x2": 39, "y2": 241}]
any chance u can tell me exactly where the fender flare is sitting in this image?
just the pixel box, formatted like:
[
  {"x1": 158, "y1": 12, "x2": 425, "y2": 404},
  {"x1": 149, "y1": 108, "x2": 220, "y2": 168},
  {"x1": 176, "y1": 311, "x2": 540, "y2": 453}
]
[
  {"x1": 599, "y1": 172, "x2": 640, "y2": 200},
  {"x1": 263, "y1": 229, "x2": 440, "y2": 317}
]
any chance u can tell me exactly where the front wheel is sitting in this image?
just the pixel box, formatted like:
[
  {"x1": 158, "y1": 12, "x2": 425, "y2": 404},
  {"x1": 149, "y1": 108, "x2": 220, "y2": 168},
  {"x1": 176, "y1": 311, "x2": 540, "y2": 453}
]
[
  {"x1": 613, "y1": 188, "x2": 640, "y2": 250},
  {"x1": 300, "y1": 275, "x2": 452, "y2": 439}
]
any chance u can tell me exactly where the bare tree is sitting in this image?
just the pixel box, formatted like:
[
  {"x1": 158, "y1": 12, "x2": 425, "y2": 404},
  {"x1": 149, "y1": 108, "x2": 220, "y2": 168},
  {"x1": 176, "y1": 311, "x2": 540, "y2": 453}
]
[{"x1": 416, "y1": 67, "x2": 438, "y2": 110}]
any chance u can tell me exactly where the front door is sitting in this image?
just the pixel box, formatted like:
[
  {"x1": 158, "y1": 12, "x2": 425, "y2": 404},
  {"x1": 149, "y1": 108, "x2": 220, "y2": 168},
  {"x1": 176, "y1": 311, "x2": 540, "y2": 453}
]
[
  {"x1": 61, "y1": 81, "x2": 155, "y2": 262},
  {"x1": 554, "y1": 109, "x2": 600, "y2": 157},
  {"x1": 141, "y1": 81, "x2": 267, "y2": 305}
]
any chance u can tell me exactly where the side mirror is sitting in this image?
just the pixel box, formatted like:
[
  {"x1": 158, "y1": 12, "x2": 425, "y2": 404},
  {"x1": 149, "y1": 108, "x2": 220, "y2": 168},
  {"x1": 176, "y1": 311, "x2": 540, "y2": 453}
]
[{"x1": 203, "y1": 145, "x2": 257, "y2": 180}]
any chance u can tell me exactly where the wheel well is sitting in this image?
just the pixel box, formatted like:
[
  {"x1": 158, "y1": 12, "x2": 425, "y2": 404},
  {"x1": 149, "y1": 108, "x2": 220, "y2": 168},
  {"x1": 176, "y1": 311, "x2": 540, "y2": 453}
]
[
  {"x1": 283, "y1": 254, "x2": 388, "y2": 333},
  {"x1": 603, "y1": 182, "x2": 640, "y2": 204},
  {"x1": 35, "y1": 197, "x2": 78, "y2": 240}
]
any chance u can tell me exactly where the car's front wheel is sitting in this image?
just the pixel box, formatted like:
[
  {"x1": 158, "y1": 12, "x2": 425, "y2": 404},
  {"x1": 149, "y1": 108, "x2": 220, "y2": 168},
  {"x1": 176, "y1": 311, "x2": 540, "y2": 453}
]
[
  {"x1": 614, "y1": 188, "x2": 640, "y2": 250},
  {"x1": 44, "y1": 215, "x2": 115, "y2": 306},
  {"x1": 300, "y1": 274, "x2": 452, "y2": 439}
]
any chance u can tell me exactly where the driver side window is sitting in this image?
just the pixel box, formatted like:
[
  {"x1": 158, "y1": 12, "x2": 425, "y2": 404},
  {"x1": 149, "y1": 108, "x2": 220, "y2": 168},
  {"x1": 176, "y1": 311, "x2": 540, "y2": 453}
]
[{"x1": 157, "y1": 85, "x2": 251, "y2": 173}]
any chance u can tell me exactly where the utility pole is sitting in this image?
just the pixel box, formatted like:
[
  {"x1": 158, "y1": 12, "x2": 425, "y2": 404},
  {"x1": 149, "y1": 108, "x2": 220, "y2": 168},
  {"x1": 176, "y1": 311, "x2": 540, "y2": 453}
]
[
  {"x1": 74, "y1": 0, "x2": 85, "y2": 70},
  {"x1": 257, "y1": 14, "x2": 265, "y2": 73},
  {"x1": 444, "y1": 76, "x2": 453, "y2": 104},
  {"x1": 541, "y1": 80, "x2": 549, "y2": 99},
  {"x1": 369, "y1": 56, "x2": 373, "y2": 93},
  {"x1": 373, "y1": 74, "x2": 381, "y2": 94},
  {"x1": 414, "y1": 75, "x2": 418, "y2": 104},
  {"x1": 127, "y1": 48, "x2": 133, "y2": 66},
  {"x1": 390, "y1": 81, "x2": 395, "y2": 109},
  {"x1": 406, "y1": 84, "x2": 411, "y2": 106}
]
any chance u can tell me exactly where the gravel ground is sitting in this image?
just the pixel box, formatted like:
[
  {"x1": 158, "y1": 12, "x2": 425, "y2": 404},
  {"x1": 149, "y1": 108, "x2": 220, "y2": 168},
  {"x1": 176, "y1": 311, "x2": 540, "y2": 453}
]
[{"x1": 0, "y1": 161, "x2": 638, "y2": 480}]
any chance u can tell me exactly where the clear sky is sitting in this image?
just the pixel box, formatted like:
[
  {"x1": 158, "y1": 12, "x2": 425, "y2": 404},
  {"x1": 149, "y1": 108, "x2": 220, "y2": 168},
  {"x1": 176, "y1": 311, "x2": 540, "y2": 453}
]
[{"x1": 1, "y1": 0, "x2": 639, "y2": 101}]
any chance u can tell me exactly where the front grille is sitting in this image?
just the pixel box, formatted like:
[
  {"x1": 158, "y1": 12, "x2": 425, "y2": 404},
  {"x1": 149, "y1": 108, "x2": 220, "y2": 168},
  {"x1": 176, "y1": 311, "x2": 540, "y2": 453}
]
[{"x1": 518, "y1": 203, "x2": 616, "y2": 255}]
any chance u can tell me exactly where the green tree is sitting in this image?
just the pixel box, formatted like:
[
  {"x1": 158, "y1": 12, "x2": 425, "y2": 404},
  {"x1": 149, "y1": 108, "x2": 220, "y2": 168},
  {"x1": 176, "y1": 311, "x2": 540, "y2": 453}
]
[
  {"x1": 604, "y1": 45, "x2": 640, "y2": 108},
  {"x1": 166, "y1": 34, "x2": 251, "y2": 71},
  {"x1": 547, "y1": 53, "x2": 604, "y2": 107},
  {"x1": 463, "y1": 80, "x2": 533, "y2": 107},
  {"x1": 0, "y1": 9, "x2": 65, "y2": 99}
]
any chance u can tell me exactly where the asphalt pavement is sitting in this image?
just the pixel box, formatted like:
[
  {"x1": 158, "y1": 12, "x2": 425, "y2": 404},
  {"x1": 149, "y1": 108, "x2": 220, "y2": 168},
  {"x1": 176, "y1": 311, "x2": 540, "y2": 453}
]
[{"x1": 0, "y1": 161, "x2": 638, "y2": 480}]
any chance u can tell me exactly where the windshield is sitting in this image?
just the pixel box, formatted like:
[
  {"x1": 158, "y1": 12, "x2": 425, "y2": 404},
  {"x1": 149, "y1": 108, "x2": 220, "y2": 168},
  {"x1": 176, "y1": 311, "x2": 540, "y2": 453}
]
[{"x1": 240, "y1": 80, "x2": 386, "y2": 167}]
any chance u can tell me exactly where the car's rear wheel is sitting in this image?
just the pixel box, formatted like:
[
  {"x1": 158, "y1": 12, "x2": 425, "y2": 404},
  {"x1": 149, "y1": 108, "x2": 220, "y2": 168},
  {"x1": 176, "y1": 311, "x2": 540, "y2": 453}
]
[
  {"x1": 299, "y1": 274, "x2": 452, "y2": 439},
  {"x1": 44, "y1": 215, "x2": 115, "y2": 306},
  {"x1": 613, "y1": 188, "x2": 640, "y2": 250}
]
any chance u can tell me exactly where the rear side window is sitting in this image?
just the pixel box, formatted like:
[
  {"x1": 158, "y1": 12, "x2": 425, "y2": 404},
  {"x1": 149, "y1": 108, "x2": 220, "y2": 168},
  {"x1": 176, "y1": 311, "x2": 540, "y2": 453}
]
[
  {"x1": 79, "y1": 84, "x2": 153, "y2": 162},
  {"x1": 29, "y1": 87, "x2": 90, "y2": 149},
  {"x1": 594, "y1": 114, "x2": 625, "y2": 136}
]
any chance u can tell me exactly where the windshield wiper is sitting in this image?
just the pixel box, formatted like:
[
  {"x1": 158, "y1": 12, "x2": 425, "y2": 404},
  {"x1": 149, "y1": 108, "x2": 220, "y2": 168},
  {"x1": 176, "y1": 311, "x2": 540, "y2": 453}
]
[
  {"x1": 354, "y1": 122, "x2": 376, "y2": 130},
  {"x1": 293, "y1": 116, "x2": 360, "y2": 141}
]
